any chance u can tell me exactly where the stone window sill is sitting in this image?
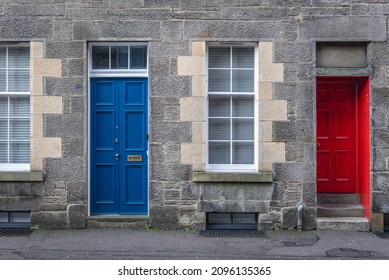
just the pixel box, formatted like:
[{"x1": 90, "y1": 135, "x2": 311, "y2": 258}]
[
  {"x1": 0, "y1": 171, "x2": 44, "y2": 182},
  {"x1": 192, "y1": 171, "x2": 273, "y2": 183}
]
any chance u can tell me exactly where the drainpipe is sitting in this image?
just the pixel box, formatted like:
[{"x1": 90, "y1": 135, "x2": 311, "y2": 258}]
[{"x1": 297, "y1": 202, "x2": 304, "y2": 230}]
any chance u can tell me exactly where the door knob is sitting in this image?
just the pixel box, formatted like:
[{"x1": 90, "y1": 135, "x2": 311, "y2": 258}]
[
  {"x1": 316, "y1": 143, "x2": 320, "y2": 149},
  {"x1": 115, "y1": 154, "x2": 120, "y2": 160}
]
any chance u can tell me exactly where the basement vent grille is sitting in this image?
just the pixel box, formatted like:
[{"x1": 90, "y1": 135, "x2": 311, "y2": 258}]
[
  {"x1": 200, "y1": 229, "x2": 266, "y2": 238},
  {"x1": 206, "y1": 212, "x2": 258, "y2": 230},
  {"x1": 0, "y1": 228, "x2": 32, "y2": 237},
  {"x1": 0, "y1": 211, "x2": 31, "y2": 230}
]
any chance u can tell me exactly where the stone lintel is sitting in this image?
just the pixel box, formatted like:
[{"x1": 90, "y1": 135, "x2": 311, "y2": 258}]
[
  {"x1": 198, "y1": 200, "x2": 269, "y2": 213},
  {"x1": 316, "y1": 67, "x2": 372, "y2": 76},
  {"x1": 299, "y1": 16, "x2": 387, "y2": 42}
]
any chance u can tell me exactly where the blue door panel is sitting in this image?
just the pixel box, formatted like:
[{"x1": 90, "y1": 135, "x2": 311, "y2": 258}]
[
  {"x1": 124, "y1": 111, "x2": 145, "y2": 151},
  {"x1": 95, "y1": 81, "x2": 115, "y2": 105},
  {"x1": 94, "y1": 111, "x2": 115, "y2": 150},
  {"x1": 123, "y1": 164, "x2": 146, "y2": 204},
  {"x1": 94, "y1": 164, "x2": 116, "y2": 204},
  {"x1": 90, "y1": 78, "x2": 148, "y2": 215},
  {"x1": 124, "y1": 82, "x2": 145, "y2": 105},
  {"x1": 121, "y1": 164, "x2": 147, "y2": 214}
]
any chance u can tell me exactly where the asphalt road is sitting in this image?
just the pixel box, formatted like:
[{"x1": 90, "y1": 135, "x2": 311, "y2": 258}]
[{"x1": 1, "y1": 228, "x2": 389, "y2": 260}]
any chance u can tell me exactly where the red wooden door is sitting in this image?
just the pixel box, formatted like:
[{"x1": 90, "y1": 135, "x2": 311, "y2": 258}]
[{"x1": 316, "y1": 80, "x2": 356, "y2": 193}]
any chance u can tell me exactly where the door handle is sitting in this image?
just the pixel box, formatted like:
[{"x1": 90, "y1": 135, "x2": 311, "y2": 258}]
[
  {"x1": 115, "y1": 154, "x2": 120, "y2": 160},
  {"x1": 316, "y1": 143, "x2": 320, "y2": 149}
]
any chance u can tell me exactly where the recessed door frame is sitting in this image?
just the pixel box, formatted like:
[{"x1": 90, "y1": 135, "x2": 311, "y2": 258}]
[
  {"x1": 87, "y1": 42, "x2": 149, "y2": 216},
  {"x1": 316, "y1": 76, "x2": 370, "y2": 217}
]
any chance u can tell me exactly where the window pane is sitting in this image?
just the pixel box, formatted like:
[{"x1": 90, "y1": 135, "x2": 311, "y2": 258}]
[
  {"x1": 0, "y1": 97, "x2": 7, "y2": 118},
  {"x1": 8, "y1": 47, "x2": 29, "y2": 68},
  {"x1": 208, "y1": 213, "x2": 232, "y2": 224},
  {"x1": 0, "y1": 69, "x2": 6, "y2": 92},
  {"x1": 0, "y1": 47, "x2": 30, "y2": 167},
  {"x1": 233, "y1": 95, "x2": 254, "y2": 117},
  {"x1": 10, "y1": 119, "x2": 29, "y2": 141},
  {"x1": 10, "y1": 97, "x2": 29, "y2": 118},
  {"x1": 8, "y1": 69, "x2": 29, "y2": 92},
  {"x1": 130, "y1": 46, "x2": 147, "y2": 69},
  {"x1": 209, "y1": 119, "x2": 230, "y2": 140},
  {"x1": 0, "y1": 47, "x2": 5, "y2": 68},
  {"x1": 209, "y1": 69, "x2": 230, "y2": 92},
  {"x1": 111, "y1": 46, "x2": 128, "y2": 69},
  {"x1": 10, "y1": 212, "x2": 30, "y2": 223},
  {"x1": 10, "y1": 142, "x2": 29, "y2": 163},
  {"x1": 0, "y1": 142, "x2": 7, "y2": 163},
  {"x1": 92, "y1": 46, "x2": 109, "y2": 69},
  {"x1": 209, "y1": 142, "x2": 230, "y2": 164},
  {"x1": 209, "y1": 47, "x2": 230, "y2": 68},
  {"x1": 232, "y1": 47, "x2": 254, "y2": 68},
  {"x1": 232, "y1": 119, "x2": 254, "y2": 140},
  {"x1": 232, "y1": 70, "x2": 254, "y2": 92},
  {"x1": 0, "y1": 120, "x2": 8, "y2": 141},
  {"x1": 0, "y1": 212, "x2": 8, "y2": 223},
  {"x1": 232, "y1": 142, "x2": 254, "y2": 164},
  {"x1": 207, "y1": 44, "x2": 256, "y2": 168},
  {"x1": 209, "y1": 95, "x2": 230, "y2": 117}
]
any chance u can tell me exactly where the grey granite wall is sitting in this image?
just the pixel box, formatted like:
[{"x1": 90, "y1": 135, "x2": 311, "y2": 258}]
[{"x1": 0, "y1": 0, "x2": 388, "y2": 230}]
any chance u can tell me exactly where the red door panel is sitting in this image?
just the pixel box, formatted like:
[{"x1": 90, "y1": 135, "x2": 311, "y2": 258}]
[{"x1": 317, "y1": 81, "x2": 356, "y2": 193}]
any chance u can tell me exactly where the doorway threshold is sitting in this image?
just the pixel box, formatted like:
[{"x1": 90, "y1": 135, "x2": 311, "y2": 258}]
[{"x1": 86, "y1": 215, "x2": 149, "y2": 229}]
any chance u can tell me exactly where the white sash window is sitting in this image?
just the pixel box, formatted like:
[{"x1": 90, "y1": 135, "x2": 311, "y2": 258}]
[
  {"x1": 207, "y1": 44, "x2": 258, "y2": 172},
  {"x1": 0, "y1": 45, "x2": 30, "y2": 171}
]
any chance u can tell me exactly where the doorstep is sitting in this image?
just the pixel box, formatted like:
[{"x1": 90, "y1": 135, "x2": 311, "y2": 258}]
[{"x1": 317, "y1": 217, "x2": 370, "y2": 232}]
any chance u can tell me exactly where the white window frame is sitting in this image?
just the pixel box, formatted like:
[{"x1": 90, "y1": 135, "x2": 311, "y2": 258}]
[
  {"x1": 88, "y1": 42, "x2": 148, "y2": 78},
  {"x1": 0, "y1": 44, "x2": 30, "y2": 172},
  {"x1": 206, "y1": 42, "x2": 258, "y2": 172}
]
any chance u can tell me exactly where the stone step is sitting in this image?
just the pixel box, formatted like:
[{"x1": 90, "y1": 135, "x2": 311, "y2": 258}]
[
  {"x1": 86, "y1": 215, "x2": 149, "y2": 229},
  {"x1": 317, "y1": 204, "x2": 365, "y2": 218},
  {"x1": 317, "y1": 193, "x2": 361, "y2": 205},
  {"x1": 317, "y1": 217, "x2": 370, "y2": 231}
]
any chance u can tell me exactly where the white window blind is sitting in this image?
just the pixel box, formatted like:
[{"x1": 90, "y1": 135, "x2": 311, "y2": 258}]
[
  {"x1": 207, "y1": 46, "x2": 256, "y2": 170},
  {"x1": 0, "y1": 46, "x2": 30, "y2": 169}
]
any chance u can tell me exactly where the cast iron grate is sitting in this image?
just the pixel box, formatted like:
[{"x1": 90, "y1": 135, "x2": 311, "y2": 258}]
[
  {"x1": 0, "y1": 228, "x2": 32, "y2": 237},
  {"x1": 199, "y1": 230, "x2": 267, "y2": 238}
]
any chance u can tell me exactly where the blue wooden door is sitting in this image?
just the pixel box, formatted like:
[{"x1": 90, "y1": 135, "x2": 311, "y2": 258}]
[{"x1": 90, "y1": 78, "x2": 148, "y2": 215}]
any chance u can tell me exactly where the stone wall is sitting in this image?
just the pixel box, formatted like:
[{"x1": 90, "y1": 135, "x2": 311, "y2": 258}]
[{"x1": 0, "y1": 0, "x2": 388, "y2": 230}]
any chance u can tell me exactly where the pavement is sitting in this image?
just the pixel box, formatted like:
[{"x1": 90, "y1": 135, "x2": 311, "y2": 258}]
[{"x1": 1, "y1": 228, "x2": 389, "y2": 260}]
